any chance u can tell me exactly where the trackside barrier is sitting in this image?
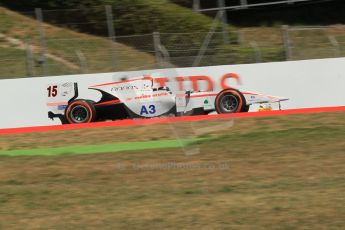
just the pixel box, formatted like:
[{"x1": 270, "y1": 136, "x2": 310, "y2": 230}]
[{"x1": 0, "y1": 58, "x2": 345, "y2": 129}]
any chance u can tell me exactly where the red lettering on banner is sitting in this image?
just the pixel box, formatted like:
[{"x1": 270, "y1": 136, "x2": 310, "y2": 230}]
[
  {"x1": 188, "y1": 76, "x2": 213, "y2": 92},
  {"x1": 148, "y1": 73, "x2": 241, "y2": 91},
  {"x1": 154, "y1": 77, "x2": 168, "y2": 88},
  {"x1": 175, "y1": 76, "x2": 185, "y2": 91},
  {"x1": 220, "y1": 73, "x2": 241, "y2": 89}
]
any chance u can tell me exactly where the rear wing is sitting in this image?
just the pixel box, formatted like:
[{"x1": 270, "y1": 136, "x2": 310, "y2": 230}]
[{"x1": 46, "y1": 82, "x2": 78, "y2": 120}]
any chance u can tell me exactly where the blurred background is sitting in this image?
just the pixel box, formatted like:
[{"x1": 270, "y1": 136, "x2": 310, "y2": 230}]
[{"x1": 1, "y1": 0, "x2": 345, "y2": 79}]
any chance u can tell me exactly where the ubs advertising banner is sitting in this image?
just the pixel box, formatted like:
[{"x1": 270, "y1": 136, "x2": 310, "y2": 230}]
[{"x1": 0, "y1": 58, "x2": 345, "y2": 129}]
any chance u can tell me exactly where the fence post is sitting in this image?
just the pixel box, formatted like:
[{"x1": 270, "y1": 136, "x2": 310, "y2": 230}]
[
  {"x1": 327, "y1": 35, "x2": 341, "y2": 57},
  {"x1": 240, "y1": 0, "x2": 248, "y2": 9},
  {"x1": 282, "y1": 25, "x2": 291, "y2": 60},
  {"x1": 105, "y1": 5, "x2": 117, "y2": 71},
  {"x1": 35, "y1": 8, "x2": 48, "y2": 76},
  {"x1": 153, "y1": 32, "x2": 162, "y2": 68},
  {"x1": 76, "y1": 50, "x2": 88, "y2": 73},
  {"x1": 193, "y1": 0, "x2": 200, "y2": 12},
  {"x1": 217, "y1": 0, "x2": 229, "y2": 44},
  {"x1": 25, "y1": 38, "x2": 34, "y2": 77},
  {"x1": 250, "y1": 41, "x2": 262, "y2": 63}
]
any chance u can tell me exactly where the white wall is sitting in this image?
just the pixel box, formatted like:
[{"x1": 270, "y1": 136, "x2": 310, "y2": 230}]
[{"x1": 1, "y1": 57, "x2": 344, "y2": 129}]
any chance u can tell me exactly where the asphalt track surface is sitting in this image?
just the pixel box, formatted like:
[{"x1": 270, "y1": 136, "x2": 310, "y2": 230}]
[{"x1": 1, "y1": 106, "x2": 345, "y2": 135}]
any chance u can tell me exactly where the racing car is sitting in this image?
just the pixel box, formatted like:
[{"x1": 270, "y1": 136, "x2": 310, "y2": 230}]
[{"x1": 47, "y1": 76, "x2": 288, "y2": 124}]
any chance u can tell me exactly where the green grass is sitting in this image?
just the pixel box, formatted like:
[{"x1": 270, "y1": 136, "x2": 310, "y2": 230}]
[
  {"x1": 201, "y1": 126, "x2": 345, "y2": 145},
  {"x1": 0, "y1": 47, "x2": 27, "y2": 78},
  {"x1": 0, "y1": 112, "x2": 344, "y2": 229},
  {"x1": 238, "y1": 26, "x2": 345, "y2": 60},
  {"x1": 0, "y1": 46, "x2": 83, "y2": 78},
  {"x1": 0, "y1": 139, "x2": 200, "y2": 156},
  {"x1": 2, "y1": 5, "x2": 344, "y2": 79},
  {"x1": 0, "y1": 7, "x2": 155, "y2": 79}
]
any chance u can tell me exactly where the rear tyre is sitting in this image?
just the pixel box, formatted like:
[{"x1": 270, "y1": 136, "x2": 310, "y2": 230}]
[
  {"x1": 215, "y1": 89, "x2": 246, "y2": 114},
  {"x1": 241, "y1": 105, "x2": 250, "y2": 112},
  {"x1": 65, "y1": 99, "x2": 96, "y2": 124}
]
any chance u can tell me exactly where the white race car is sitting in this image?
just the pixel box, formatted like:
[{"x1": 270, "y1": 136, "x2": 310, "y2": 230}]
[{"x1": 47, "y1": 76, "x2": 288, "y2": 124}]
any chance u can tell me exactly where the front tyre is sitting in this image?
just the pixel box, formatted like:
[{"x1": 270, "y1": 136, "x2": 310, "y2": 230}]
[
  {"x1": 65, "y1": 99, "x2": 96, "y2": 124},
  {"x1": 215, "y1": 89, "x2": 246, "y2": 114}
]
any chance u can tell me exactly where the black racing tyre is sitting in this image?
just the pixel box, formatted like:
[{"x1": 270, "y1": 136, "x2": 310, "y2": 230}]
[
  {"x1": 65, "y1": 99, "x2": 97, "y2": 124},
  {"x1": 241, "y1": 105, "x2": 250, "y2": 113},
  {"x1": 215, "y1": 89, "x2": 246, "y2": 114}
]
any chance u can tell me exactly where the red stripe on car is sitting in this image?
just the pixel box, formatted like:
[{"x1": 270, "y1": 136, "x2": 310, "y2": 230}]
[{"x1": 94, "y1": 99, "x2": 121, "y2": 106}]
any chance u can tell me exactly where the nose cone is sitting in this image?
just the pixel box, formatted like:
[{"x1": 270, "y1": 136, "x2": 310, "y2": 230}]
[
  {"x1": 243, "y1": 91, "x2": 289, "y2": 105},
  {"x1": 269, "y1": 96, "x2": 289, "y2": 102}
]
